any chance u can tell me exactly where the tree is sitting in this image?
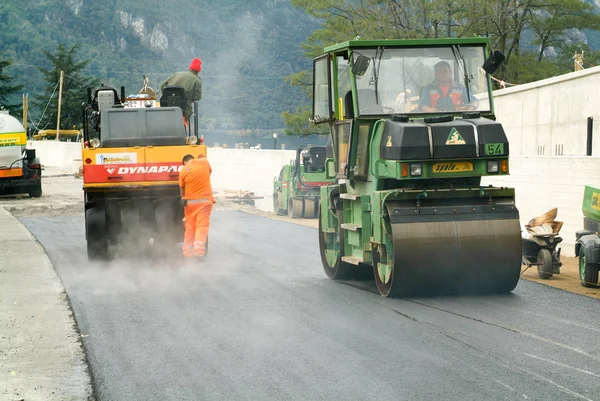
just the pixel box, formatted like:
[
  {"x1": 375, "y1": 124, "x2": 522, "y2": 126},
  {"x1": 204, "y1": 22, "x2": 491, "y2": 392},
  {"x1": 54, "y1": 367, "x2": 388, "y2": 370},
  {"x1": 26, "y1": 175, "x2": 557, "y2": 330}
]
[
  {"x1": 33, "y1": 43, "x2": 100, "y2": 131},
  {"x1": 0, "y1": 59, "x2": 24, "y2": 117},
  {"x1": 529, "y1": 0, "x2": 600, "y2": 62}
]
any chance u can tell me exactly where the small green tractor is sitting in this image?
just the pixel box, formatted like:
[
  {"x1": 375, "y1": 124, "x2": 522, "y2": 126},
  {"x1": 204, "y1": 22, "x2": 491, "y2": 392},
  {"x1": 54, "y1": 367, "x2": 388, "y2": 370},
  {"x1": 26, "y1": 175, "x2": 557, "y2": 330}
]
[
  {"x1": 575, "y1": 185, "x2": 600, "y2": 288},
  {"x1": 273, "y1": 145, "x2": 335, "y2": 218},
  {"x1": 312, "y1": 37, "x2": 523, "y2": 297}
]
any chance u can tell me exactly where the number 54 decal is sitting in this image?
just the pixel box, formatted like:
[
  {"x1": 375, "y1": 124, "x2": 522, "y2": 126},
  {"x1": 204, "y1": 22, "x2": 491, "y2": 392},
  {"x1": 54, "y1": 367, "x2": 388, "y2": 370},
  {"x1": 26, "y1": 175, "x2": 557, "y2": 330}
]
[{"x1": 485, "y1": 143, "x2": 504, "y2": 156}]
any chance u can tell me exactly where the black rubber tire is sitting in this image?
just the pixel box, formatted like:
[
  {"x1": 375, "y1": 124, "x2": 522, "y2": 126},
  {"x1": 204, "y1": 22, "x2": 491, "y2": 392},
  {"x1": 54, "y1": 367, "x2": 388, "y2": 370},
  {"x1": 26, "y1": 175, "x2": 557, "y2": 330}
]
[
  {"x1": 86, "y1": 207, "x2": 109, "y2": 261},
  {"x1": 273, "y1": 192, "x2": 279, "y2": 215},
  {"x1": 288, "y1": 197, "x2": 303, "y2": 219},
  {"x1": 579, "y1": 248, "x2": 599, "y2": 288},
  {"x1": 537, "y1": 249, "x2": 553, "y2": 279},
  {"x1": 28, "y1": 185, "x2": 42, "y2": 198}
]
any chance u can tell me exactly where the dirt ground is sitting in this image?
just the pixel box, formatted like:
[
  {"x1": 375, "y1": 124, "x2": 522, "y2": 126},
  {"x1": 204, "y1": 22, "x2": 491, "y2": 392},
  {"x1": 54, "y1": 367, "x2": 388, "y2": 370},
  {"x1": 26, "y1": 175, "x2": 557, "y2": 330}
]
[{"x1": 520, "y1": 256, "x2": 600, "y2": 299}]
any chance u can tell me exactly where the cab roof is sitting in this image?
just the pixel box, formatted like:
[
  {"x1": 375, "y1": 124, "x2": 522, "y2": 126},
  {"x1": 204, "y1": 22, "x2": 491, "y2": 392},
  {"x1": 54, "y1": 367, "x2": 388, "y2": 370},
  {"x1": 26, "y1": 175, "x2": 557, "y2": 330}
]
[{"x1": 323, "y1": 37, "x2": 489, "y2": 53}]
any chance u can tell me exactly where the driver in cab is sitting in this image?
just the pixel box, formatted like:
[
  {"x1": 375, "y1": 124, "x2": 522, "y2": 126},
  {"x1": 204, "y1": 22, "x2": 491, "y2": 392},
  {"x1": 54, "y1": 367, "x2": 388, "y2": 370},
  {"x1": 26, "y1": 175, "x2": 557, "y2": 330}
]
[{"x1": 419, "y1": 61, "x2": 478, "y2": 112}]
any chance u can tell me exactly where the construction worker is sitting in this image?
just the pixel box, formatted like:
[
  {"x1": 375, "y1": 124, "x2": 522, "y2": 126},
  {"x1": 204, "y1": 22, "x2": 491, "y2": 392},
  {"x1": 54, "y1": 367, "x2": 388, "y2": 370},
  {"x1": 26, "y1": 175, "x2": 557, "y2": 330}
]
[
  {"x1": 159, "y1": 58, "x2": 203, "y2": 125},
  {"x1": 179, "y1": 154, "x2": 215, "y2": 259},
  {"x1": 419, "y1": 61, "x2": 479, "y2": 112}
]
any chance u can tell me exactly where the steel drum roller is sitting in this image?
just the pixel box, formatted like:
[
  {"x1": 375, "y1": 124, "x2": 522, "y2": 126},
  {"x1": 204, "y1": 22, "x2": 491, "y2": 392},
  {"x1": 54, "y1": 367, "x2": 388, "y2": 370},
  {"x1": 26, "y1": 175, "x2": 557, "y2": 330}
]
[{"x1": 381, "y1": 200, "x2": 522, "y2": 296}]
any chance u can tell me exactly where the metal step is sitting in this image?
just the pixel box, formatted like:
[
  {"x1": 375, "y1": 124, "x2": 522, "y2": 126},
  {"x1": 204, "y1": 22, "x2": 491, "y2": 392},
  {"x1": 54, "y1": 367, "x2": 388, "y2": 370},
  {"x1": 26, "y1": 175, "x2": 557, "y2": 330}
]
[
  {"x1": 340, "y1": 193, "x2": 360, "y2": 200},
  {"x1": 342, "y1": 256, "x2": 363, "y2": 265},
  {"x1": 340, "y1": 223, "x2": 361, "y2": 231}
]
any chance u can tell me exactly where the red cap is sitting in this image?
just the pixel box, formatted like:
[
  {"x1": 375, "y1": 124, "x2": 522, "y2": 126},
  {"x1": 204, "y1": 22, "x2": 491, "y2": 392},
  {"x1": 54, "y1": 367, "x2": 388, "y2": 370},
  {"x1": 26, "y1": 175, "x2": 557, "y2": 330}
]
[{"x1": 189, "y1": 58, "x2": 202, "y2": 72}]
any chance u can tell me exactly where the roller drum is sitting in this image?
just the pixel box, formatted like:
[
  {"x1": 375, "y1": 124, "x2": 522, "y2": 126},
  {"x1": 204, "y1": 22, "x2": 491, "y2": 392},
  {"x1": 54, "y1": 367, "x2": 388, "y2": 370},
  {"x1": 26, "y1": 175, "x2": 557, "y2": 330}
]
[{"x1": 384, "y1": 200, "x2": 522, "y2": 296}]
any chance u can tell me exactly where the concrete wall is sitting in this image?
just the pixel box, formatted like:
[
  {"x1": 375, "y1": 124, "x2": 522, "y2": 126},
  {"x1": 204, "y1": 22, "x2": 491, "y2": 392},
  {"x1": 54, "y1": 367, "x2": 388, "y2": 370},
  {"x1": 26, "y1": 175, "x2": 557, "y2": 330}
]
[
  {"x1": 483, "y1": 156, "x2": 600, "y2": 256},
  {"x1": 28, "y1": 140, "x2": 82, "y2": 169},
  {"x1": 491, "y1": 65, "x2": 600, "y2": 157},
  {"x1": 206, "y1": 148, "x2": 296, "y2": 211}
]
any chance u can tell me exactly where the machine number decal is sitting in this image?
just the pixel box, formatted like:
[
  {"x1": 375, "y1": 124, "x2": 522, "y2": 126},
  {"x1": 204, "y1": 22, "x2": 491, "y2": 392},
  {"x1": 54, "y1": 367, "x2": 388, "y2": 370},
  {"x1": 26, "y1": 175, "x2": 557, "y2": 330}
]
[
  {"x1": 96, "y1": 152, "x2": 138, "y2": 164},
  {"x1": 484, "y1": 143, "x2": 504, "y2": 156},
  {"x1": 433, "y1": 162, "x2": 474, "y2": 173},
  {"x1": 446, "y1": 128, "x2": 466, "y2": 145}
]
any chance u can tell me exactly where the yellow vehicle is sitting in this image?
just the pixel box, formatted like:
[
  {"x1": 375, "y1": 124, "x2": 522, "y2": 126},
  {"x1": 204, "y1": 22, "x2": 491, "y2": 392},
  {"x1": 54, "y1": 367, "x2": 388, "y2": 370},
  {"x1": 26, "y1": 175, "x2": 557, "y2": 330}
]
[
  {"x1": 0, "y1": 111, "x2": 42, "y2": 198},
  {"x1": 81, "y1": 83, "x2": 206, "y2": 260}
]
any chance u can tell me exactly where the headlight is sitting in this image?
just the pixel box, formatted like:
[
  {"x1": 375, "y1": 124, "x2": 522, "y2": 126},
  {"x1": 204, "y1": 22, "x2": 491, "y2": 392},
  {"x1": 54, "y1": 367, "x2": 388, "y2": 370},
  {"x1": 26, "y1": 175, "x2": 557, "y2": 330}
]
[
  {"x1": 487, "y1": 160, "x2": 499, "y2": 173},
  {"x1": 187, "y1": 135, "x2": 198, "y2": 145},
  {"x1": 410, "y1": 163, "x2": 423, "y2": 176},
  {"x1": 90, "y1": 138, "x2": 101, "y2": 148}
]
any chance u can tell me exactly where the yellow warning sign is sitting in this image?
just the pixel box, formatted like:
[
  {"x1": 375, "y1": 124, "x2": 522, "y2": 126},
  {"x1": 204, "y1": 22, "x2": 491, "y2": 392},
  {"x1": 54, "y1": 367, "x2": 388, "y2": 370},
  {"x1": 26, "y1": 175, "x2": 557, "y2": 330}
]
[
  {"x1": 446, "y1": 128, "x2": 466, "y2": 145},
  {"x1": 386, "y1": 136, "x2": 393, "y2": 147}
]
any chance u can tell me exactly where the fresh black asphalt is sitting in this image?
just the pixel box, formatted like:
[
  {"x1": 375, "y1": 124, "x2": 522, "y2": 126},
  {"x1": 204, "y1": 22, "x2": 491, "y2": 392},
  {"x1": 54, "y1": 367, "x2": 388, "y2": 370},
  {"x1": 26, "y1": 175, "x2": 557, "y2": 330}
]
[{"x1": 20, "y1": 211, "x2": 600, "y2": 401}]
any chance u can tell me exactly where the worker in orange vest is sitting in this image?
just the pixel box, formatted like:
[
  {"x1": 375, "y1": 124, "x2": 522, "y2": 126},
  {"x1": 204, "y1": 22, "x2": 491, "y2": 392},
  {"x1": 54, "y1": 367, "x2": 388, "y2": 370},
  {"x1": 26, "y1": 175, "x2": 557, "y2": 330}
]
[{"x1": 179, "y1": 154, "x2": 215, "y2": 259}]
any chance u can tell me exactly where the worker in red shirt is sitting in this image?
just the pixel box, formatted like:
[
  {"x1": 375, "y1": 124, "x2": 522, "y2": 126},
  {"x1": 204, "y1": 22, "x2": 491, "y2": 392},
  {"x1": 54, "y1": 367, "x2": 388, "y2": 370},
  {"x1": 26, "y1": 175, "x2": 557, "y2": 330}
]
[{"x1": 179, "y1": 154, "x2": 215, "y2": 259}]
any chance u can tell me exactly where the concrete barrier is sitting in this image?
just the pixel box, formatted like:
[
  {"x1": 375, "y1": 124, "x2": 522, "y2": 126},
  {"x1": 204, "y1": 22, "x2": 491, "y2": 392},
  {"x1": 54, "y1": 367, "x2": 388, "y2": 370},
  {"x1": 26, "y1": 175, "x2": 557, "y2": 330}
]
[
  {"x1": 28, "y1": 140, "x2": 82, "y2": 169},
  {"x1": 206, "y1": 148, "x2": 296, "y2": 211}
]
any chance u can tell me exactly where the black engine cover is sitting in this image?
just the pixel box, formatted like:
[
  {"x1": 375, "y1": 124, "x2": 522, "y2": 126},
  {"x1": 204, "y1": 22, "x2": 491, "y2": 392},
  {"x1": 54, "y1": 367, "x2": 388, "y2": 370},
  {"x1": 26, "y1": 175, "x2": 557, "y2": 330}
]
[
  {"x1": 427, "y1": 120, "x2": 477, "y2": 159},
  {"x1": 464, "y1": 117, "x2": 510, "y2": 157},
  {"x1": 380, "y1": 120, "x2": 430, "y2": 160}
]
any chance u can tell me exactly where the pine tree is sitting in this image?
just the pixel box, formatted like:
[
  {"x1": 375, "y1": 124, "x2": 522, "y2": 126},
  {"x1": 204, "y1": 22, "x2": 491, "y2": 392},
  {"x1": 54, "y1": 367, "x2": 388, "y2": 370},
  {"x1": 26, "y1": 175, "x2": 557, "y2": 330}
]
[
  {"x1": 33, "y1": 43, "x2": 100, "y2": 131},
  {"x1": 0, "y1": 59, "x2": 24, "y2": 118}
]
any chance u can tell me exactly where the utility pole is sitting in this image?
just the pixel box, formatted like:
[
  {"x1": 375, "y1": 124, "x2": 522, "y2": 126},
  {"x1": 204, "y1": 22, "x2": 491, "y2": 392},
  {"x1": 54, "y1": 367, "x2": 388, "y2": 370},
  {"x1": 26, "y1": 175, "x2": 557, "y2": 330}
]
[
  {"x1": 56, "y1": 70, "x2": 64, "y2": 140},
  {"x1": 574, "y1": 51, "x2": 584, "y2": 71},
  {"x1": 22, "y1": 93, "x2": 28, "y2": 134}
]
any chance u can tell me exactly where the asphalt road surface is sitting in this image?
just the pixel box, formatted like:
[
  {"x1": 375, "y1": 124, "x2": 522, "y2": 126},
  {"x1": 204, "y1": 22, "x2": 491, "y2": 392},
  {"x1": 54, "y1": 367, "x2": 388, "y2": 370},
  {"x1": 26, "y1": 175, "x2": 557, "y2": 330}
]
[{"x1": 21, "y1": 210, "x2": 600, "y2": 401}]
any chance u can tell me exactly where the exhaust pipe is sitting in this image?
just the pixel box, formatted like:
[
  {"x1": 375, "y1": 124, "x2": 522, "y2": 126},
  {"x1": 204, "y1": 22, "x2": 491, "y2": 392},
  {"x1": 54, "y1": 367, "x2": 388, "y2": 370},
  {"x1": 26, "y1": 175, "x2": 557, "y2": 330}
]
[{"x1": 194, "y1": 101, "x2": 199, "y2": 137}]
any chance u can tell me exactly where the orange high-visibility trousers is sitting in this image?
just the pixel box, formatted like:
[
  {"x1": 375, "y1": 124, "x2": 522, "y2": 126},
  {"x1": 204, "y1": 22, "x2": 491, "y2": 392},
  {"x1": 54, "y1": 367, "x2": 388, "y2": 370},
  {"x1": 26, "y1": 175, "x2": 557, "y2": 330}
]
[{"x1": 183, "y1": 202, "x2": 213, "y2": 257}]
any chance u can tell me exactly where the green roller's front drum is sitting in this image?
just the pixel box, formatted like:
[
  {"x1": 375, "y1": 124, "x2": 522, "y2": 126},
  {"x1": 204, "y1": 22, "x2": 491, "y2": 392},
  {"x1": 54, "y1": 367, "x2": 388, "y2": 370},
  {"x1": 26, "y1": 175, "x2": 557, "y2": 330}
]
[{"x1": 384, "y1": 201, "x2": 522, "y2": 296}]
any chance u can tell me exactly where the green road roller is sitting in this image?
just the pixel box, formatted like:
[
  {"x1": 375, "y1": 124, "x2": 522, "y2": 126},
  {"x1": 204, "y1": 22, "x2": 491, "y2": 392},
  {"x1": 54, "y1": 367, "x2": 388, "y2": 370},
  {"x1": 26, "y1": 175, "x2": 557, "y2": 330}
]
[
  {"x1": 273, "y1": 145, "x2": 334, "y2": 218},
  {"x1": 312, "y1": 37, "x2": 522, "y2": 297}
]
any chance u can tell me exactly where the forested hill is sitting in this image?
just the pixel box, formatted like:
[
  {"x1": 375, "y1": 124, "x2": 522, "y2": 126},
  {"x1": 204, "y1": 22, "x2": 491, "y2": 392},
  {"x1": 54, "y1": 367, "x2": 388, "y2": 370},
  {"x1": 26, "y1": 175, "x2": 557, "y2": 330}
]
[{"x1": 0, "y1": 0, "x2": 319, "y2": 130}]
